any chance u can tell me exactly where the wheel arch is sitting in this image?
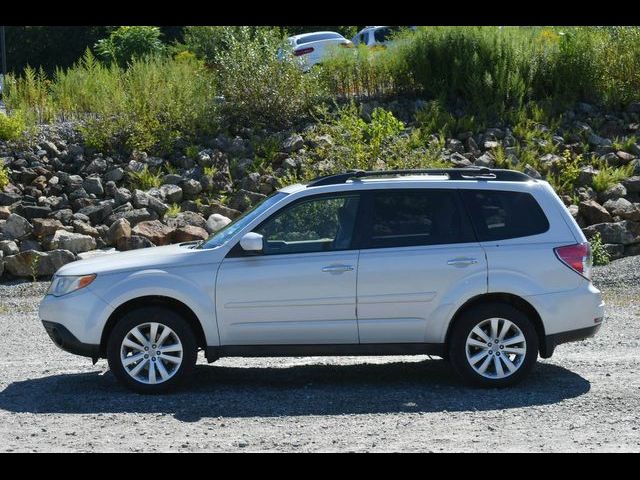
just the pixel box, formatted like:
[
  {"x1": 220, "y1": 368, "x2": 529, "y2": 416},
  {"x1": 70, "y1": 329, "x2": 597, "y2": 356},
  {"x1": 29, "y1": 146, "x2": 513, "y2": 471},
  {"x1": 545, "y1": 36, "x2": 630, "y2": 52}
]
[
  {"x1": 99, "y1": 295, "x2": 207, "y2": 357},
  {"x1": 444, "y1": 292, "x2": 549, "y2": 357}
]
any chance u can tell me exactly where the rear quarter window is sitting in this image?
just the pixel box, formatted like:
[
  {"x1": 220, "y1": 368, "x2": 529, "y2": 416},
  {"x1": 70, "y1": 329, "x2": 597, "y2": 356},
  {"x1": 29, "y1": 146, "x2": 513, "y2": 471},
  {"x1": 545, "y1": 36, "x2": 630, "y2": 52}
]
[{"x1": 461, "y1": 189, "x2": 550, "y2": 241}]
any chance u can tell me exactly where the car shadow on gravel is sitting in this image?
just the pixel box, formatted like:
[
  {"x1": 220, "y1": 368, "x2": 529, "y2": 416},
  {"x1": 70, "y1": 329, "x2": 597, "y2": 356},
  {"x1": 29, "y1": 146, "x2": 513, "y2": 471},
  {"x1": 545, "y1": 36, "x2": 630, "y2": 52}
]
[{"x1": 0, "y1": 360, "x2": 589, "y2": 422}]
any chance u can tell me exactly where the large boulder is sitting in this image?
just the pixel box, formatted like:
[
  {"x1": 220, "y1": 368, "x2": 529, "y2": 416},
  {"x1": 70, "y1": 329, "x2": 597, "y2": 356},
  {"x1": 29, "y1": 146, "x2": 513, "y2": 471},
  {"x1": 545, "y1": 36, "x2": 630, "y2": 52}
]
[
  {"x1": 159, "y1": 184, "x2": 183, "y2": 204},
  {"x1": 132, "y1": 220, "x2": 174, "y2": 246},
  {"x1": 107, "y1": 218, "x2": 132, "y2": 246},
  {"x1": 582, "y1": 220, "x2": 640, "y2": 245},
  {"x1": 117, "y1": 235, "x2": 155, "y2": 251},
  {"x1": 603, "y1": 198, "x2": 640, "y2": 221},
  {"x1": 173, "y1": 225, "x2": 209, "y2": 243},
  {"x1": 4, "y1": 249, "x2": 76, "y2": 277},
  {"x1": 0, "y1": 240, "x2": 19, "y2": 256},
  {"x1": 78, "y1": 202, "x2": 113, "y2": 225},
  {"x1": 205, "y1": 213, "x2": 232, "y2": 234},
  {"x1": 283, "y1": 133, "x2": 304, "y2": 153},
  {"x1": 578, "y1": 200, "x2": 613, "y2": 225},
  {"x1": 32, "y1": 218, "x2": 65, "y2": 238},
  {"x1": 622, "y1": 176, "x2": 640, "y2": 194},
  {"x1": 164, "y1": 211, "x2": 207, "y2": 230},
  {"x1": 49, "y1": 230, "x2": 97, "y2": 253},
  {"x1": 0, "y1": 214, "x2": 33, "y2": 240}
]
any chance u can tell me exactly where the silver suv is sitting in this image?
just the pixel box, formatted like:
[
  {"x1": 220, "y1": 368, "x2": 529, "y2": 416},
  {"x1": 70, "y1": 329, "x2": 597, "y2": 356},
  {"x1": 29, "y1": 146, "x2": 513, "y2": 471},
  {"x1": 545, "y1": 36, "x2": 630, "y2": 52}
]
[{"x1": 40, "y1": 168, "x2": 604, "y2": 393}]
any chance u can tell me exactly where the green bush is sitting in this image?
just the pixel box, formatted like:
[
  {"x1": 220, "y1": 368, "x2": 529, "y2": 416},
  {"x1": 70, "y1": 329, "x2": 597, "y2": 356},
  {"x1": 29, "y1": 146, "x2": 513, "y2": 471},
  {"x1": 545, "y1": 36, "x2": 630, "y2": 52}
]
[
  {"x1": 305, "y1": 103, "x2": 447, "y2": 177},
  {"x1": 0, "y1": 111, "x2": 26, "y2": 141},
  {"x1": 320, "y1": 40, "x2": 416, "y2": 100},
  {"x1": 592, "y1": 161, "x2": 634, "y2": 192},
  {"x1": 127, "y1": 165, "x2": 163, "y2": 190},
  {"x1": 318, "y1": 26, "x2": 640, "y2": 117},
  {"x1": 0, "y1": 160, "x2": 10, "y2": 189},
  {"x1": 216, "y1": 27, "x2": 325, "y2": 130},
  {"x1": 94, "y1": 26, "x2": 166, "y2": 67},
  {"x1": 590, "y1": 232, "x2": 610, "y2": 266},
  {"x1": 5, "y1": 50, "x2": 218, "y2": 155}
]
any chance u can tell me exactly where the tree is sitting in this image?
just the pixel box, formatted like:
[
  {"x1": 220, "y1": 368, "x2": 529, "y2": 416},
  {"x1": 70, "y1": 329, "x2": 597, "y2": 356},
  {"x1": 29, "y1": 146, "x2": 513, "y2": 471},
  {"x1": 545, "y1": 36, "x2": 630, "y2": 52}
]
[{"x1": 94, "y1": 26, "x2": 165, "y2": 66}]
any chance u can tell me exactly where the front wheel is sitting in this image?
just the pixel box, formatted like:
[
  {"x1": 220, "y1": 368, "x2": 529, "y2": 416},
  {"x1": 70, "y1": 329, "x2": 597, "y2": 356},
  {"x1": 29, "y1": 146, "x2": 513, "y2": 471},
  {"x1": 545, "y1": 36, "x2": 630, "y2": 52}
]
[
  {"x1": 448, "y1": 303, "x2": 538, "y2": 388},
  {"x1": 107, "y1": 307, "x2": 198, "y2": 394}
]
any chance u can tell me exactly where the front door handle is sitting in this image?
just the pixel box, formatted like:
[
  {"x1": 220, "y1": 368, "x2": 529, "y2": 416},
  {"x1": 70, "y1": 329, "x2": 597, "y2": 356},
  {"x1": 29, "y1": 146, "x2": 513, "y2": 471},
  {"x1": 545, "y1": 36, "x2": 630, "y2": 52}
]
[
  {"x1": 447, "y1": 257, "x2": 478, "y2": 267},
  {"x1": 322, "y1": 265, "x2": 355, "y2": 273}
]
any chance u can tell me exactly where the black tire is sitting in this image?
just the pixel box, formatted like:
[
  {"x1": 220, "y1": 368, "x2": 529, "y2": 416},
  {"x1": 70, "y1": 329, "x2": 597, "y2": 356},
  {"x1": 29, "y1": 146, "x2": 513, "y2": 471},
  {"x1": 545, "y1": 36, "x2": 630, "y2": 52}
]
[
  {"x1": 448, "y1": 303, "x2": 538, "y2": 388},
  {"x1": 107, "y1": 306, "x2": 198, "y2": 394}
]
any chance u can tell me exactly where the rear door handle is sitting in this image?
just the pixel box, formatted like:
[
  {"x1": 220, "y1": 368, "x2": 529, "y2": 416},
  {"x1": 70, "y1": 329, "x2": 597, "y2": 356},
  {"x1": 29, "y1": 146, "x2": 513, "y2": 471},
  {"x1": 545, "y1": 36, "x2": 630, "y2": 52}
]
[
  {"x1": 322, "y1": 265, "x2": 355, "y2": 273},
  {"x1": 447, "y1": 257, "x2": 478, "y2": 267}
]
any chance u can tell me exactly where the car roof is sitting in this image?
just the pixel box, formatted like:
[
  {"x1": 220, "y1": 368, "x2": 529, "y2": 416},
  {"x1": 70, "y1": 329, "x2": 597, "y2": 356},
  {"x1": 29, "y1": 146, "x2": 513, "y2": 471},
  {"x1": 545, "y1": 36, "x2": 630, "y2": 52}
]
[{"x1": 289, "y1": 31, "x2": 344, "y2": 41}]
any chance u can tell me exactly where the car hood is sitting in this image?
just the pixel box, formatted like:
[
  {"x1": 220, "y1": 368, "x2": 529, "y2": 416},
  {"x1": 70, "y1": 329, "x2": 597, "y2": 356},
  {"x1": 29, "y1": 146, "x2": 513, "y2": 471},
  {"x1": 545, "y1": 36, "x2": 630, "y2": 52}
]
[{"x1": 56, "y1": 243, "x2": 224, "y2": 276}]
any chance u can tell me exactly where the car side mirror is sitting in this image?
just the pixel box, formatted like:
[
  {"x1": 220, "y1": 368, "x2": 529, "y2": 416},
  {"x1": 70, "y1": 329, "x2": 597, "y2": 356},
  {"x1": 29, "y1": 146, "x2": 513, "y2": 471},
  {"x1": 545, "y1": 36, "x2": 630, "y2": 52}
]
[{"x1": 240, "y1": 232, "x2": 264, "y2": 253}]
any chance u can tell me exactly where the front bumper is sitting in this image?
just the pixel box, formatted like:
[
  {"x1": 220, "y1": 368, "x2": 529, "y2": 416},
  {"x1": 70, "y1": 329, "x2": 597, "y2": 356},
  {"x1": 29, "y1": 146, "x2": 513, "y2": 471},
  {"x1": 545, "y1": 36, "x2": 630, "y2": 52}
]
[
  {"x1": 541, "y1": 323, "x2": 602, "y2": 358},
  {"x1": 42, "y1": 320, "x2": 100, "y2": 359}
]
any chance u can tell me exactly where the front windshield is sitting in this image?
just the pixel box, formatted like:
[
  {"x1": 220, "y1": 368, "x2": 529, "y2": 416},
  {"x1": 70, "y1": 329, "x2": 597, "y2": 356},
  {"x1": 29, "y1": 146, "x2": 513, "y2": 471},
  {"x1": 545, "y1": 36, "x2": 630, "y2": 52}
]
[{"x1": 198, "y1": 192, "x2": 288, "y2": 249}]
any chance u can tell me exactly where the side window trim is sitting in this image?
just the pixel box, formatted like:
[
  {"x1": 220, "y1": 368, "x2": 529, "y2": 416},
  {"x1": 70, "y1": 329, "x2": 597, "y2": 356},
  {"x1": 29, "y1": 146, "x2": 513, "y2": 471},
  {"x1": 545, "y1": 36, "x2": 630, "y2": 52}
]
[{"x1": 226, "y1": 191, "x2": 364, "y2": 258}]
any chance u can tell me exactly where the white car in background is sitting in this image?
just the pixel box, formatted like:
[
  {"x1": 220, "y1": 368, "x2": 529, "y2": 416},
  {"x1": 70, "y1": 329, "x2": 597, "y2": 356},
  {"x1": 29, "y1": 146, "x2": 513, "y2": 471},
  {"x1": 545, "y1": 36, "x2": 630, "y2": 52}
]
[
  {"x1": 285, "y1": 31, "x2": 353, "y2": 70},
  {"x1": 352, "y1": 26, "x2": 415, "y2": 48}
]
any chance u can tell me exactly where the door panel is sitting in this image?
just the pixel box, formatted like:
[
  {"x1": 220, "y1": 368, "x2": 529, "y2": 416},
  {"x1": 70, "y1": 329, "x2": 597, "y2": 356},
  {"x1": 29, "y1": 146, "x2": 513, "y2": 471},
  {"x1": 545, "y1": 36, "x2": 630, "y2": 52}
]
[
  {"x1": 355, "y1": 188, "x2": 486, "y2": 344},
  {"x1": 357, "y1": 243, "x2": 487, "y2": 343},
  {"x1": 216, "y1": 251, "x2": 359, "y2": 345}
]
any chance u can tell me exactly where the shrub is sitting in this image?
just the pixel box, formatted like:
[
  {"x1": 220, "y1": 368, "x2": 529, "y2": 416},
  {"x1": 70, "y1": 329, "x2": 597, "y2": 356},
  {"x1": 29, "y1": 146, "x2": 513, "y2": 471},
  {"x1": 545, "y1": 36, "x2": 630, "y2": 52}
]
[
  {"x1": 592, "y1": 161, "x2": 634, "y2": 192},
  {"x1": 94, "y1": 26, "x2": 165, "y2": 67},
  {"x1": 0, "y1": 111, "x2": 26, "y2": 141},
  {"x1": 319, "y1": 39, "x2": 416, "y2": 100},
  {"x1": 590, "y1": 232, "x2": 610, "y2": 266},
  {"x1": 0, "y1": 160, "x2": 10, "y2": 189},
  {"x1": 305, "y1": 103, "x2": 447, "y2": 177},
  {"x1": 164, "y1": 203, "x2": 182, "y2": 218},
  {"x1": 6, "y1": 50, "x2": 219, "y2": 155},
  {"x1": 216, "y1": 27, "x2": 325, "y2": 130},
  {"x1": 128, "y1": 165, "x2": 163, "y2": 190}
]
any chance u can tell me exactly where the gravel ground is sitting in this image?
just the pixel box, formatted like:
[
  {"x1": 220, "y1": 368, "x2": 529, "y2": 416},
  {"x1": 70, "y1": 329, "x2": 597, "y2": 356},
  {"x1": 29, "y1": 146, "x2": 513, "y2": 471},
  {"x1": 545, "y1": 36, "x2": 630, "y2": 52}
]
[{"x1": 1, "y1": 258, "x2": 639, "y2": 452}]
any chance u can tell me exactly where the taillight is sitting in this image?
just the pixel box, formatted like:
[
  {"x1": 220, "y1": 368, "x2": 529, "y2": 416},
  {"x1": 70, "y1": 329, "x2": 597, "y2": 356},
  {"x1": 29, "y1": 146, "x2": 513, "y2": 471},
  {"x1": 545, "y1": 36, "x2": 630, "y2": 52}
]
[
  {"x1": 554, "y1": 242, "x2": 592, "y2": 280},
  {"x1": 294, "y1": 47, "x2": 314, "y2": 56}
]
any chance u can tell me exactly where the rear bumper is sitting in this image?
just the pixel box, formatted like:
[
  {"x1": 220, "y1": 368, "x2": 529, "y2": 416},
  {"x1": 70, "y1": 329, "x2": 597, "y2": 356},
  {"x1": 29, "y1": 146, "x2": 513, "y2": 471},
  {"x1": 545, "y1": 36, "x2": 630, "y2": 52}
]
[
  {"x1": 42, "y1": 320, "x2": 100, "y2": 359},
  {"x1": 541, "y1": 323, "x2": 602, "y2": 358}
]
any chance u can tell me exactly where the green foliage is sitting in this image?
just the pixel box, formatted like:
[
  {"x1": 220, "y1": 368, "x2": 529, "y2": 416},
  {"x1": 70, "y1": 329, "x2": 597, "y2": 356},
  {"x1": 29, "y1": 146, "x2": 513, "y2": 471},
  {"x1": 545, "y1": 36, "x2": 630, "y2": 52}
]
[
  {"x1": 164, "y1": 203, "x2": 182, "y2": 218},
  {"x1": 203, "y1": 165, "x2": 219, "y2": 177},
  {"x1": 591, "y1": 161, "x2": 634, "y2": 193},
  {"x1": 127, "y1": 165, "x2": 163, "y2": 190},
  {"x1": 6, "y1": 50, "x2": 218, "y2": 155},
  {"x1": 0, "y1": 160, "x2": 10, "y2": 189},
  {"x1": 216, "y1": 27, "x2": 326, "y2": 130},
  {"x1": 547, "y1": 150, "x2": 584, "y2": 196},
  {"x1": 415, "y1": 99, "x2": 480, "y2": 138},
  {"x1": 590, "y1": 232, "x2": 610, "y2": 266},
  {"x1": 319, "y1": 40, "x2": 416, "y2": 100},
  {"x1": 185, "y1": 144, "x2": 200, "y2": 158},
  {"x1": 305, "y1": 103, "x2": 448, "y2": 178},
  {"x1": 318, "y1": 26, "x2": 640, "y2": 116},
  {"x1": 94, "y1": 26, "x2": 165, "y2": 67},
  {"x1": 0, "y1": 112, "x2": 26, "y2": 141},
  {"x1": 30, "y1": 254, "x2": 41, "y2": 283}
]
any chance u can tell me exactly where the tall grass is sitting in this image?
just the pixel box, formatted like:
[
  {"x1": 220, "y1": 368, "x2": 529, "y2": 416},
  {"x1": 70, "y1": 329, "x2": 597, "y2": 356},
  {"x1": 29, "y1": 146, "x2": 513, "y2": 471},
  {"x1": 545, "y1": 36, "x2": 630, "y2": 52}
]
[
  {"x1": 320, "y1": 26, "x2": 640, "y2": 116},
  {"x1": 4, "y1": 50, "x2": 218, "y2": 154}
]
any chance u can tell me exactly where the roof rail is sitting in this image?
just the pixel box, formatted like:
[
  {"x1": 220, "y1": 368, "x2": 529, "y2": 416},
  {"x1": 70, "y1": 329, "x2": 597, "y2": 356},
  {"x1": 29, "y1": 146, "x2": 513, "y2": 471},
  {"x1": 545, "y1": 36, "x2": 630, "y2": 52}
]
[{"x1": 306, "y1": 168, "x2": 532, "y2": 187}]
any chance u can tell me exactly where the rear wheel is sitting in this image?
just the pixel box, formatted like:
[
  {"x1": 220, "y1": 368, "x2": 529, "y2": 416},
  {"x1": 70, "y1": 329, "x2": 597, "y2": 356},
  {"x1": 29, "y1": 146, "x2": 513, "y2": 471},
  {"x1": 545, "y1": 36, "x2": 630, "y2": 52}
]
[
  {"x1": 448, "y1": 303, "x2": 538, "y2": 387},
  {"x1": 107, "y1": 307, "x2": 197, "y2": 394}
]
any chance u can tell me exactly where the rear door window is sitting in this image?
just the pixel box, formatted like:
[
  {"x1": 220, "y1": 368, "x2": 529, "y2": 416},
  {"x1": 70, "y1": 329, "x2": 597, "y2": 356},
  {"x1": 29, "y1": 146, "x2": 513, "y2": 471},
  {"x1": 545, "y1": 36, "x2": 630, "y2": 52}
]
[
  {"x1": 363, "y1": 189, "x2": 475, "y2": 249},
  {"x1": 460, "y1": 190, "x2": 549, "y2": 241}
]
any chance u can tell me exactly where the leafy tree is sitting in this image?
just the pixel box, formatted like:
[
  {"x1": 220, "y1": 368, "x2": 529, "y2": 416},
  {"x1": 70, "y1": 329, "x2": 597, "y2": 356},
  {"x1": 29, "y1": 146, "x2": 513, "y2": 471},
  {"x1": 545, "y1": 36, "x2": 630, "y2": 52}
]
[{"x1": 94, "y1": 26, "x2": 165, "y2": 66}]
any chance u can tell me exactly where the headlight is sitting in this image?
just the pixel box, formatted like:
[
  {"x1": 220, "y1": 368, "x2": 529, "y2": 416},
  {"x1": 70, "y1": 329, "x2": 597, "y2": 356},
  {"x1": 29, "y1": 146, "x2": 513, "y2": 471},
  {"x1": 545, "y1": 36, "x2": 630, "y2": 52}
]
[{"x1": 47, "y1": 274, "x2": 96, "y2": 297}]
